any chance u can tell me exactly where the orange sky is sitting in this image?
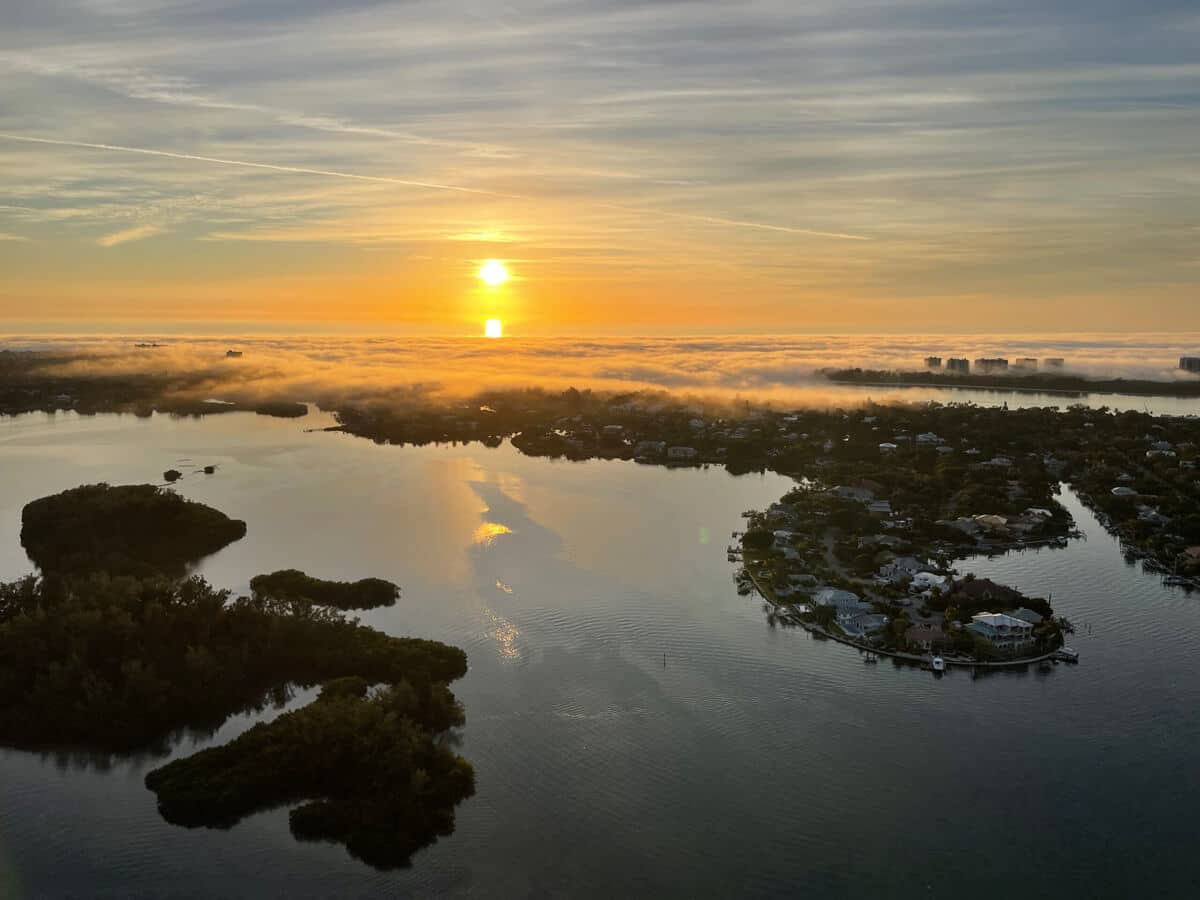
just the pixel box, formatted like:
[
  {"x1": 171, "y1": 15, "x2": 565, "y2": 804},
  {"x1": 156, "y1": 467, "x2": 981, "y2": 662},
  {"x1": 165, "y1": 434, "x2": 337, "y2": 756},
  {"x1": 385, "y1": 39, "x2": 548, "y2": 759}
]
[{"x1": 2, "y1": 2, "x2": 1198, "y2": 334}]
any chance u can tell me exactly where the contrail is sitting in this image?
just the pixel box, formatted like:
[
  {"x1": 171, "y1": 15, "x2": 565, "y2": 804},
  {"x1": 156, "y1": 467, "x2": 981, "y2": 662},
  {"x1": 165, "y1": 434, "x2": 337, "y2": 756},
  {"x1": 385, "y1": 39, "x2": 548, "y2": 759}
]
[{"x1": 0, "y1": 132, "x2": 869, "y2": 240}]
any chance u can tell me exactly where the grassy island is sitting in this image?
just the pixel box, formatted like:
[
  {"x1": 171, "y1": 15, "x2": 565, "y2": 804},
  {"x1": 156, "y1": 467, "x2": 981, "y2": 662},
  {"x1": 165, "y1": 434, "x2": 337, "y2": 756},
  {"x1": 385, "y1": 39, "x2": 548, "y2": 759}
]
[
  {"x1": 250, "y1": 569, "x2": 399, "y2": 610},
  {"x1": 21, "y1": 483, "x2": 247, "y2": 577}
]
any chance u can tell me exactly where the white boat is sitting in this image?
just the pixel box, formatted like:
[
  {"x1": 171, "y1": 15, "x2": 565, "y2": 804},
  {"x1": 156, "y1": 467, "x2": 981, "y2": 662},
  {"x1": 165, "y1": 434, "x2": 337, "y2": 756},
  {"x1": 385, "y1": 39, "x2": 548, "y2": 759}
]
[
  {"x1": 1055, "y1": 647, "x2": 1080, "y2": 662},
  {"x1": 931, "y1": 656, "x2": 946, "y2": 672}
]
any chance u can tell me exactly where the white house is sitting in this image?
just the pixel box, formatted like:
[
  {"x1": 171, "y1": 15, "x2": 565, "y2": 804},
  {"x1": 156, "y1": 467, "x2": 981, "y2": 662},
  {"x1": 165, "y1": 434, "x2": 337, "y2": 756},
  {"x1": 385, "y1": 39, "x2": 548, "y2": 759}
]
[
  {"x1": 966, "y1": 612, "x2": 1035, "y2": 653},
  {"x1": 667, "y1": 446, "x2": 698, "y2": 460},
  {"x1": 910, "y1": 571, "x2": 948, "y2": 592}
]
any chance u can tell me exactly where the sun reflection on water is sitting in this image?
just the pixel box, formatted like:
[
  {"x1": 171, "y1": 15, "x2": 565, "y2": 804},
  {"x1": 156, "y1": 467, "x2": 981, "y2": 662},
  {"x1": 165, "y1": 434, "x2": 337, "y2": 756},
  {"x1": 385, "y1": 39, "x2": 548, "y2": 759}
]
[
  {"x1": 483, "y1": 608, "x2": 521, "y2": 659},
  {"x1": 472, "y1": 522, "x2": 513, "y2": 545}
]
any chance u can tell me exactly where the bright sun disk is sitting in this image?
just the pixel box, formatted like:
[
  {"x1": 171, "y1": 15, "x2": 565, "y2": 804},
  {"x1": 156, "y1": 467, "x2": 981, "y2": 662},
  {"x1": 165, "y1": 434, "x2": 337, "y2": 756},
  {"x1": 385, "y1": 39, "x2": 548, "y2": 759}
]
[
  {"x1": 478, "y1": 259, "x2": 510, "y2": 286},
  {"x1": 485, "y1": 318, "x2": 503, "y2": 338}
]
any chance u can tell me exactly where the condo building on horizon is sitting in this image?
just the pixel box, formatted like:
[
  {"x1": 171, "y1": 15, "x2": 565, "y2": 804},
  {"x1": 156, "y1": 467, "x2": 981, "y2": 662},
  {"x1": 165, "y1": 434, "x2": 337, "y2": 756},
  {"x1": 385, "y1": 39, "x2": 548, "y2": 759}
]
[
  {"x1": 945, "y1": 358, "x2": 970, "y2": 374},
  {"x1": 925, "y1": 356, "x2": 942, "y2": 370},
  {"x1": 1181, "y1": 357, "x2": 1200, "y2": 373},
  {"x1": 974, "y1": 357, "x2": 1010, "y2": 374}
]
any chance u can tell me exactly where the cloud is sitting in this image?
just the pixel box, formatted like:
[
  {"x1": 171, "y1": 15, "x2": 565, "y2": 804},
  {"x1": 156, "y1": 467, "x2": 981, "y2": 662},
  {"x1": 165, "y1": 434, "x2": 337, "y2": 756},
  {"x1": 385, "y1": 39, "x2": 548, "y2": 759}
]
[
  {"x1": 96, "y1": 223, "x2": 164, "y2": 247},
  {"x1": 0, "y1": 233, "x2": 28, "y2": 241}
]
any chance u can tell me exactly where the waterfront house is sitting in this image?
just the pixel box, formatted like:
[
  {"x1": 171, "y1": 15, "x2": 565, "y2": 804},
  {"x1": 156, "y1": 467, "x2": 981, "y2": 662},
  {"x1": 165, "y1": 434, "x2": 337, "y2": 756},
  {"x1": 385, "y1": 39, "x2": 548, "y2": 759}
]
[
  {"x1": 905, "y1": 624, "x2": 946, "y2": 651},
  {"x1": 667, "y1": 446, "x2": 698, "y2": 460},
  {"x1": 966, "y1": 612, "x2": 1035, "y2": 654},
  {"x1": 843, "y1": 613, "x2": 889, "y2": 637},
  {"x1": 1111, "y1": 486, "x2": 1138, "y2": 497},
  {"x1": 867, "y1": 500, "x2": 893, "y2": 517}
]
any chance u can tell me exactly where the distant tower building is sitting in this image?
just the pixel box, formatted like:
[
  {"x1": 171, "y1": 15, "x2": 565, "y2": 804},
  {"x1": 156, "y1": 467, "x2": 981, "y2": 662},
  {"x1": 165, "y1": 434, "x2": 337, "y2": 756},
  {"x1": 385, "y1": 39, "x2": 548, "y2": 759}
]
[
  {"x1": 1044, "y1": 358, "x2": 1065, "y2": 369},
  {"x1": 974, "y1": 358, "x2": 1009, "y2": 374},
  {"x1": 945, "y1": 358, "x2": 970, "y2": 374},
  {"x1": 1181, "y1": 357, "x2": 1200, "y2": 373},
  {"x1": 1014, "y1": 358, "x2": 1038, "y2": 371},
  {"x1": 925, "y1": 356, "x2": 943, "y2": 370}
]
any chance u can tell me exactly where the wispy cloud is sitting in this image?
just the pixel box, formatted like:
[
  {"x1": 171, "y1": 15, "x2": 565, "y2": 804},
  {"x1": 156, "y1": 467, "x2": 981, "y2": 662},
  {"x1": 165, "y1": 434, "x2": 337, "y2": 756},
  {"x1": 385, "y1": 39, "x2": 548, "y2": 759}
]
[
  {"x1": 0, "y1": 0, "x2": 1198, "y2": 325},
  {"x1": 0, "y1": 233, "x2": 28, "y2": 241},
  {"x1": 97, "y1": 223, "x2": 163, "y2": 247}
]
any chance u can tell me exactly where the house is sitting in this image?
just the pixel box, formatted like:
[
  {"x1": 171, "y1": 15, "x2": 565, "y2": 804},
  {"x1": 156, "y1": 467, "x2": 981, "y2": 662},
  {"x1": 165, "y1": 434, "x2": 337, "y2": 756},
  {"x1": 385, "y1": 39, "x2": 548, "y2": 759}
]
[
  {"x1": 967, "y1": 612, "x2": 1035, "y2": 653},
  {"x1": 879, "y1": 556, "x2": 925, "y2": 579},
  {"x1": 910, "y1": 571, "x2": 948, "y2": 592},
  {"x1": 905, "y1": 624, "x2": 946, "y2": 651},
  {"x1": 915, "y1": 432, "x2": 944, "y2": 446},
  {"x1": 601, "y1": 424, "x2": 625, "y2": 439},
  {"x1": 879, "y1": 442, "x2": 898, "y2": 452},
  {"x1": 667, "y1": 446, "x2": 698, "y2": 460},
  {"x1": 813, "y1": 589, "x2": 873, "y2": 625},
  {"x1": 1111, "y1": 486, "x2": 1138, "y2": 497},
  {"x1": 634, "y1": 440, "x2": 666, "y2": 458},
  {"x1": 843, "y1": 613, "x2": 889, "y2": 637},
  {"x1": 867, "y1": 500, "x2": 893, "y2": 517}
]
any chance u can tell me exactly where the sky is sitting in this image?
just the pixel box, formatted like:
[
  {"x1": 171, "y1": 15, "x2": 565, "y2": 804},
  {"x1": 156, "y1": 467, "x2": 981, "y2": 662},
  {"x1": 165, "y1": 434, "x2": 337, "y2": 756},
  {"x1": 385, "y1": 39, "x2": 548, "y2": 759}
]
[{"x1": 1, "y1": 0, "x2": 1198, "y2": 334}]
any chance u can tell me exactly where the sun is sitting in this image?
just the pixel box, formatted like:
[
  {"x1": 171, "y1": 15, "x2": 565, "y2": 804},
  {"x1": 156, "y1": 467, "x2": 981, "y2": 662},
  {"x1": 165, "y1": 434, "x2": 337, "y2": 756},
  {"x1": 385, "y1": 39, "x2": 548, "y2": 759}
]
[
  {"x1": 478, "y1": 259, "x2": 509, "y2": 286},
  {"x1": 484, "y1": 318, "x2": 503, "y2": 339}
]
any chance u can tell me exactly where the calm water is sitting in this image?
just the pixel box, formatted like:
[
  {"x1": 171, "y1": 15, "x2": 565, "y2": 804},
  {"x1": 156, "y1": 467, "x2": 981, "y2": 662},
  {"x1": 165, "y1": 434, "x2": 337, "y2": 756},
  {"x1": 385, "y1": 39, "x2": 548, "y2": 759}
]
[{"x1": 0, "y1": 409, "x2": 1198, "y2": 899}]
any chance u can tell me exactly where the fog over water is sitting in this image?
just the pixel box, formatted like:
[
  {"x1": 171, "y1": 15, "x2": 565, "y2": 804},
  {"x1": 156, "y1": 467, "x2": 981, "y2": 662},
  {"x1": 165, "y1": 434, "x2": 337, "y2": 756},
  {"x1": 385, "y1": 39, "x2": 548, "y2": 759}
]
[
  {"x1": 0, "y1": 408, "x2": 1198, "y2": 898},
  {"x1": 6, "y1": 332, "x2": 1200, "y2": 412}
]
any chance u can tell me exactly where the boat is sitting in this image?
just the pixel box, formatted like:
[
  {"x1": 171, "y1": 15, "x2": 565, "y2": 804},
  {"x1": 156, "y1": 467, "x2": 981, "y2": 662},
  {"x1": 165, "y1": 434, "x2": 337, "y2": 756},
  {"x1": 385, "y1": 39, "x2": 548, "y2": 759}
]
[
  {"x1": 931, "y1": 656, "x2": 946, "y2": 673},
  {"x1": 1164, "y1": 575, "x2": 1189, "y2": 587},
  {"x1": 1055, "y1": 647, "x2": 1080, "y2": 662}
]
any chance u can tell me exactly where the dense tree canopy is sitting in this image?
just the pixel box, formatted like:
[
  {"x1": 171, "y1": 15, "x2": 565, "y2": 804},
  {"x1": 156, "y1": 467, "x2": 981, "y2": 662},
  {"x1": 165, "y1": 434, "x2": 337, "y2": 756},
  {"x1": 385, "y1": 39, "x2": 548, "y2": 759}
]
[
  {"x1": 146, "y1": 676, "x2": 474, "y2": 870},
  {"x1": 20, "y1": 483, "x2": 247, "y2": 577},
  {"x1": 0, "y1": 574, "x2": 465, "y2": 751},
  {"x1": 250, "y1": 569, "x2": 399, "y2": 610}
]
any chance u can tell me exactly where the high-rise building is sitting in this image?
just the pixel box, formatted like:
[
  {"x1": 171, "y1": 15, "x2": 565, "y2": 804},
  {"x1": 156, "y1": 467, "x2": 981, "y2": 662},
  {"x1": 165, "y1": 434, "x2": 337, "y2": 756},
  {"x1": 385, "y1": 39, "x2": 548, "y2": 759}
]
[
  {"x1": 974, "y1": 358, "x2": 1009, "y2": 374},
  {"x1": 1014, "y1": 358, "x2": 1038, "y2": 371},
  {"x1": 945, "y1": 358, "x2": 970, "y2": 374},
  {"x1": 1044, "y1": 358, "x2": 1065, "y2": 369},
  {"x1": 1181, "y1": 357, "x2": 1200, "y2": 373},
  {"x1": 925, "y1": 356, "x2": 942, "y2": 370}
]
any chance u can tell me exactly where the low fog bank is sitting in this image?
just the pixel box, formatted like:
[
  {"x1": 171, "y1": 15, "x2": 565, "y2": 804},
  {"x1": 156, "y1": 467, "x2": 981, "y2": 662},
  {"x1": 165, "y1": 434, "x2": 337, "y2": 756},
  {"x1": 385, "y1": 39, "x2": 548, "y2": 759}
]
[{"x1": 4, "y1": 333, "x2": 1200, "y2": 415}]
